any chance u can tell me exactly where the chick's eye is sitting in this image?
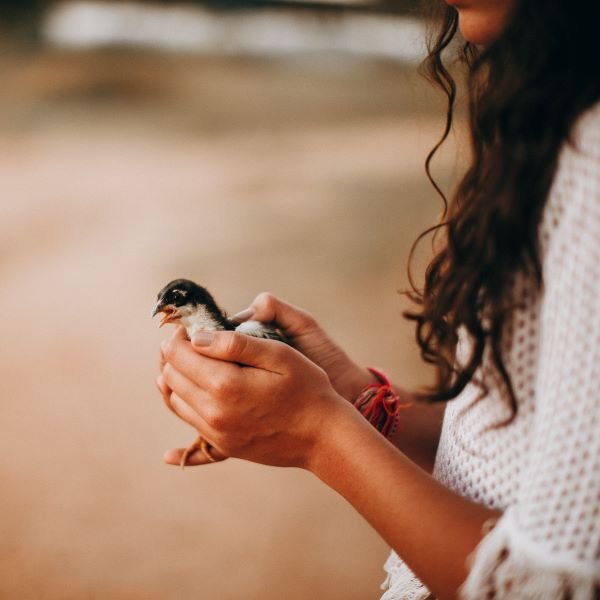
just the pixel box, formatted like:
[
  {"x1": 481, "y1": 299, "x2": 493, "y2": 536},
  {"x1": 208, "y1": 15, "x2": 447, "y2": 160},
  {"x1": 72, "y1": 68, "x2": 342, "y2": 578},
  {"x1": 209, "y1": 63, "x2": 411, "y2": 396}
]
[{"x1": 171, "y1": 290, "x2": 186, "y2": 302}]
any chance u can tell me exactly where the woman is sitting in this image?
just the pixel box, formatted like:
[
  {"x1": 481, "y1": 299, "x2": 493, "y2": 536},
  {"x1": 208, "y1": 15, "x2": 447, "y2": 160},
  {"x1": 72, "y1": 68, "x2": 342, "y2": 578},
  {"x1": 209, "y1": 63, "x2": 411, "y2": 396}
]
[{"x1": 156, "y1": 1, "x2": 600, "y2": 597}]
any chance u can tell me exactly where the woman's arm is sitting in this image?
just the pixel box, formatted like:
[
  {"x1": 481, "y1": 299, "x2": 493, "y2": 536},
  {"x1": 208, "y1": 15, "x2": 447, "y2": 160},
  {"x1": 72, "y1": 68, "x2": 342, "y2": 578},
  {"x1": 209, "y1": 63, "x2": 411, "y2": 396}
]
[
  {"x1": 159, "y1": 328, "x2": 499, "y2": 600},
  {"x1": 310, "y1": 399, "x2": 498, "y2": 600}
]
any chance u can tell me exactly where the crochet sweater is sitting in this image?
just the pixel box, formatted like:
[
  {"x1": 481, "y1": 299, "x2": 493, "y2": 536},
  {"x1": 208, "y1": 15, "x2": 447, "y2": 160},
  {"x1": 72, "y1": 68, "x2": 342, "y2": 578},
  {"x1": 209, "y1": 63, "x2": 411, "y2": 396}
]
[{"x1": 381, "y1": 102, "x2": 600, "y2": 600}]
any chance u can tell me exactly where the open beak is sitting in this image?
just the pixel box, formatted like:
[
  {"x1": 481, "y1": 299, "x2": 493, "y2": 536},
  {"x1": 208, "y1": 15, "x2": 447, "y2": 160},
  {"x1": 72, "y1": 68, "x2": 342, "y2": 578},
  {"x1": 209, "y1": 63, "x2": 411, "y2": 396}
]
[{"x1": 152, "y1": 302, "x2": 179, "y2": 328}]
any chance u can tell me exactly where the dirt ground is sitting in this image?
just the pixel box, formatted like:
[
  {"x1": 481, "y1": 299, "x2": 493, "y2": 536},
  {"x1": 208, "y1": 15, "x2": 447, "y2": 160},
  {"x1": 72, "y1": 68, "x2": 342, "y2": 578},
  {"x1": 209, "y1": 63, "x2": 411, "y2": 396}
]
[{"x1": 0, "y1": 47, "x2": 461, "y2": 599}]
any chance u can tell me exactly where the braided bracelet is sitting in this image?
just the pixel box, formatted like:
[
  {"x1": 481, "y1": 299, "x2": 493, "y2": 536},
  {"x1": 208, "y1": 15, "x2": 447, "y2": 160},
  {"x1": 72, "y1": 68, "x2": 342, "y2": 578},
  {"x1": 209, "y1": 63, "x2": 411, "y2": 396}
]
[{"x1": 353, "y1": 367, "x2": 412, "y2": 439}]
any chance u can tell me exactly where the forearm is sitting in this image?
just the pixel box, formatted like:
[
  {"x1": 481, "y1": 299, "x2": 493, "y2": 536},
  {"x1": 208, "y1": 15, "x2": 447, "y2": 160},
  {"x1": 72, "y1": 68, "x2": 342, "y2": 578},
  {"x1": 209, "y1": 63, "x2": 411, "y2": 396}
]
[{"x1": 310, "y1": 401, "x2": 500, "y2": 600}]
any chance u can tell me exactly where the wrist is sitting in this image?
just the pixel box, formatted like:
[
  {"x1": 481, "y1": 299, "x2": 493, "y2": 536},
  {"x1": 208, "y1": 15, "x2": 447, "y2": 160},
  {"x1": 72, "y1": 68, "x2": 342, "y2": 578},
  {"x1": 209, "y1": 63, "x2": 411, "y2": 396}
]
[
  {"x1": 334, "y1": 363, "x2": 379, "y2": 402},
  {"x1": 307, "y1": 397, "x2": 373, "y2": 478},
  {"x1": 352, "y1": 367, "x2": 413, "y2": 439}
]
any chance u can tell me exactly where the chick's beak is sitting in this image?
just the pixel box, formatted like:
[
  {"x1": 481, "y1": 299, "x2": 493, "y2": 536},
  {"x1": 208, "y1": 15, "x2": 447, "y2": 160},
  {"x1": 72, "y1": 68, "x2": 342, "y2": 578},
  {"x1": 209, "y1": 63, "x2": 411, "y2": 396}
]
[{"x1": 152, "y1": 301, "x2": 178, "y2": 327}]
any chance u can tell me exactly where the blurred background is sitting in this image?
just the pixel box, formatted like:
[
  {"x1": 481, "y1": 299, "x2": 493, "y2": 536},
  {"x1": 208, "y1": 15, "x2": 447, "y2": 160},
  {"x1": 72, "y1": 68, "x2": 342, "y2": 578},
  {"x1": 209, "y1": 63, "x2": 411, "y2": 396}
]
[{"x1": 0, "y1": 1, "x2": 462, "y2": 598}]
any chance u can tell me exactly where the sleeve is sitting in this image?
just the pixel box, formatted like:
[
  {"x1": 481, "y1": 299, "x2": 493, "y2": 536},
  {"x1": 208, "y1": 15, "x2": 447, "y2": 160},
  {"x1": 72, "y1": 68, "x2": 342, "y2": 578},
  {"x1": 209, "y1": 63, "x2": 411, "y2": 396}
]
[{"x1": 459, "y1": 106, "x2": 600, "y2": 599}]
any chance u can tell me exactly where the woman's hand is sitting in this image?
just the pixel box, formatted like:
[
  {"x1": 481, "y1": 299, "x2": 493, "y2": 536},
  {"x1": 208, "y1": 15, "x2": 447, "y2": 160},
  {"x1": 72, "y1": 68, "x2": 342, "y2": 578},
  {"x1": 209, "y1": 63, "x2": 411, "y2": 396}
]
[
  {"x1": 232, "y1": 293, "x2": 375, "y2": 402},
  {"x1": 158, "y1": 326, "x2": 354, "y2": 469}
]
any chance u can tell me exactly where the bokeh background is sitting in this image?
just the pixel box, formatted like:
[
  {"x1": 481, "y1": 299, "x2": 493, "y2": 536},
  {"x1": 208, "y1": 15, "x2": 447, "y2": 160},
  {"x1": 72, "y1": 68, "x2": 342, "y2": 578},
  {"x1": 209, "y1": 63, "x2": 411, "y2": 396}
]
[{"x1": 0, "y1": 2, "x2": 462, "y2": 598}]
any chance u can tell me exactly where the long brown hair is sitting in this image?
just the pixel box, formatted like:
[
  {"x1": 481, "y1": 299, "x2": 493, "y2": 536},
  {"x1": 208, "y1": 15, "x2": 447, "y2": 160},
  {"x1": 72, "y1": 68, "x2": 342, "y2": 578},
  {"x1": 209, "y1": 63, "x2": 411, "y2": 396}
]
[{"x1": 406, "y1": 0, "x2": 600, "y2": 415}]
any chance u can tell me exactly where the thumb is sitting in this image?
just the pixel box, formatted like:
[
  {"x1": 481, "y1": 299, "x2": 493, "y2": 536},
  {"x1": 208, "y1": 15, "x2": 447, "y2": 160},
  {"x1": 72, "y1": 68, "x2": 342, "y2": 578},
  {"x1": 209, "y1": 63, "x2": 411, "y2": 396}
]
[
  {"x1": 191, "y1": 329, "x2": 286, "y2": 370},
  {"x1": 232, "y1": 292, "x2": 317, "y2": 339}
]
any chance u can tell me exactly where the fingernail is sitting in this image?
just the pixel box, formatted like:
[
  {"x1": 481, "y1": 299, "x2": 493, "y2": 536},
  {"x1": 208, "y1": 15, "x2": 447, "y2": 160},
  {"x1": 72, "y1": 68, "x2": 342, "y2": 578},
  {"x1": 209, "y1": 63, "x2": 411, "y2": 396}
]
[
  {"x1": 231, "y1": 307, "x2": 255, "y2": 323},
  {"x1": 192, "y1": 331, "x2": 214, "y2": 346}
]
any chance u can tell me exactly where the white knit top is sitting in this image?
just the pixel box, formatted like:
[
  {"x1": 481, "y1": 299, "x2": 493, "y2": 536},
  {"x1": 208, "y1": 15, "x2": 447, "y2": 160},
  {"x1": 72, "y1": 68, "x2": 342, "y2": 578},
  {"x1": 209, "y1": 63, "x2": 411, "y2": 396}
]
[{"x1": 381, "y1": 102, "x2": 600, "y2": 600}]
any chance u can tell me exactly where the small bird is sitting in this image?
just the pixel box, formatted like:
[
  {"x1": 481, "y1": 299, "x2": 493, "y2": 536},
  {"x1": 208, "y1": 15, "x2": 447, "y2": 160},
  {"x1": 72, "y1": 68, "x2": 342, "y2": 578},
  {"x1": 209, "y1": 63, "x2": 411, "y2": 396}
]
[{"x1": 153, "y1": 278, "x2": 286, "y2": 467}]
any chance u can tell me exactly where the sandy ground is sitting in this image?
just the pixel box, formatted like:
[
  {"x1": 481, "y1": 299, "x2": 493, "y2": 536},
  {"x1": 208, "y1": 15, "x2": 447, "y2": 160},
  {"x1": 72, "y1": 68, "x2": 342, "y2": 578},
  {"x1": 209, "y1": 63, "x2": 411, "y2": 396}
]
[{"x1": 0, "y1": 48, "x2": 461, "y2": 599}]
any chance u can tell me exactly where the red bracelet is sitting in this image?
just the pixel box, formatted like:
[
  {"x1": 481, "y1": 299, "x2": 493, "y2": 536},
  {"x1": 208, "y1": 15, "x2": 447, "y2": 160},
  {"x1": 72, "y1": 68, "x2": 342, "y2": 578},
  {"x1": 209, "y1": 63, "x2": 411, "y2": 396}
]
[{"x1": 353, "y1": 367, "x2": 411, "y2": 439}]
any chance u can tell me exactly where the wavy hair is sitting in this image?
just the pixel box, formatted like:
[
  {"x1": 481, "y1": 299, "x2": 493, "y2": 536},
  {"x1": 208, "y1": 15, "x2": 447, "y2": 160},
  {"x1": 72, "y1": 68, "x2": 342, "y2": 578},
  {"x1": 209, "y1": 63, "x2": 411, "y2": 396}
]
[{"x1": 405, "y1": 0, "x2": 600, "y2": 416}]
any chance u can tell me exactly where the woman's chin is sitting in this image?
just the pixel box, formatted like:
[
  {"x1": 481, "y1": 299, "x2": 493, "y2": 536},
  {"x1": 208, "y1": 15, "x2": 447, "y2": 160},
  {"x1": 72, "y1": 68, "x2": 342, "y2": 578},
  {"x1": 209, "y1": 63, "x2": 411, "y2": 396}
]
[{"x1": 457, "y1": 8, "x2": 511, "y2": 46}]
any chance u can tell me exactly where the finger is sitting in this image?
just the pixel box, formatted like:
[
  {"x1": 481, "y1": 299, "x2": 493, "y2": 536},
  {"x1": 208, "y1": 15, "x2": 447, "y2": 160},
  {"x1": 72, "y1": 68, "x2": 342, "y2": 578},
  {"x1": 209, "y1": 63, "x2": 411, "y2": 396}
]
[
  {"x1": 169, "y1": 391, "x2": 210, "y2": 434},
  {"x1": 232, "y1": 293, "x2": 317, "y2": 338},
  {"x1": 191, "y1": 329, "x2": 289, "y2": 371},
  {"x1": 162, "y1": 330, "x2": 238, "y2": 385},
  {"x1": 164, "y1": 395, "x2": 227, "y2": 466},
  {"x1": 159, "y1": 349, "x2": 166, "y2": 372},
  {"x1": 162, "y1": 362, "x2": 216, "y2": 418},
  {"x1": 230, "y1": 306, "x2": 255, "y2": 324},
  {"x1": 156, "y1": 375, "x2": 174, "y2": 413},
  {"x1": 160, "y1": 326, "x2": 188, "y2": 357},
  {"x1": 173, "y1": 326, "x2": 188, "y2": 340},
  {"x1": 163, "y1": 446, "x2": 227, "y2": 467}
]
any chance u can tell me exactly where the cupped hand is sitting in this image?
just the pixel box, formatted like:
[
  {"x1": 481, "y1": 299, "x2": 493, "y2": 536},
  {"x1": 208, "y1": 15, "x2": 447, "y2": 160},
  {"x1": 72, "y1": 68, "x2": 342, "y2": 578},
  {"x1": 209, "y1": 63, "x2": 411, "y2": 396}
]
[
  {"x1": 232, "y1": 293, "x2": 375, "y2": 401},
  {"x1": 159, "y1": 326, "x2": 352, "y2": 470}
]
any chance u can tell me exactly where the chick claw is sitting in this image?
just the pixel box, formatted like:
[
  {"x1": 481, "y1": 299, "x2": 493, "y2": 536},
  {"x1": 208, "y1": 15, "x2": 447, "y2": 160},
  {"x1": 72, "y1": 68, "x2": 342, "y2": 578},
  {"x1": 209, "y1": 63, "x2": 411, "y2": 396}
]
[{"x1": 180, "y1": 435, "x2": 218, "y2": 469}]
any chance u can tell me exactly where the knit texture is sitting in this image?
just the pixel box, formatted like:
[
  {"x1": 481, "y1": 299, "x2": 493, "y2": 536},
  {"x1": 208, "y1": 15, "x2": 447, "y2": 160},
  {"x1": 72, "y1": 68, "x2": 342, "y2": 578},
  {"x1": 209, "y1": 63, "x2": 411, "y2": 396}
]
[{"x1": 381, "y1": 102, "x2": 600, "y2": 600}]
